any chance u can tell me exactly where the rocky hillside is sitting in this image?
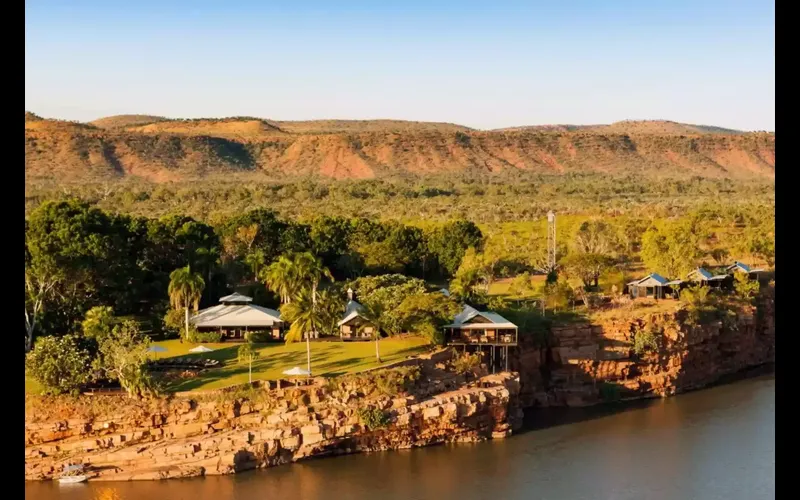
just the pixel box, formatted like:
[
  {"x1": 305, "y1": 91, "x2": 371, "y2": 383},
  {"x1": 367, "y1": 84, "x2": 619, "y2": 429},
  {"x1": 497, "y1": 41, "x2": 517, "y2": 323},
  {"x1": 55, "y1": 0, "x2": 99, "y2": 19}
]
[{"x1": 25, "y1": 113, "x2": 775, "y2": 183}]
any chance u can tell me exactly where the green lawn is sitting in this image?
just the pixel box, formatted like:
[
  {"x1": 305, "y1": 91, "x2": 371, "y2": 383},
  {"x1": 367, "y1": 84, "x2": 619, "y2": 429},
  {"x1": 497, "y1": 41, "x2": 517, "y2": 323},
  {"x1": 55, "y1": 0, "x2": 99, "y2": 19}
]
[{"x1": 152, "y1": 336, "x2": 431, "y2": 392}]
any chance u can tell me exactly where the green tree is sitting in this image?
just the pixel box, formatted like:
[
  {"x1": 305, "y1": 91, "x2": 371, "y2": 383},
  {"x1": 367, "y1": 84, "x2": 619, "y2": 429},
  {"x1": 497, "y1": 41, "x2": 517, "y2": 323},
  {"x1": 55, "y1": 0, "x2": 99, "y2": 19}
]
[
  {"x1": 238, "y1": 342, "x2": 260, "y2": 384},
  {"x1": 24, "y1": 255, "x2": 62, "y2": 352},
  {"x1": 508, "y1": 272, "x2": 535, "y2": 297},
  {"x1": 680, "y1": 284, "x2": 711, "y2": 324},
  {"x1": 97, "y1": 320, "x2": 157, "y2": 398},
  {"x1": 81, "y1": 306, "x2": 116, "y2": 342},
  {"x1": 395, "y1": 293, "x2": 462, "y2": 345},
  {"x1": 427, "y1": 220, "x2": 484, "y2": 277},
  {"x1": 640, "y1": 220, "x2": 705, "y2": 278},
  {"x1": 734, "y1": 272, "x2": 760, "y2": 300},
  {"x1": 710, "y1": 248, "x2": 731, "y2": 266},
  {"x1": 561, "y1": 253, "x2": 615, "y2": 289},
  {"x1": 574, "y1": 220, "x2": 619, "y2": 255},
  {"x1": 450, "y1": 250, "x2": 489, "y2": 304},
  {"x1": 25, "y1": 335, "x2": 92, "y2": 395},
  {"x1": 168, "y1": 266, "x2": 206, "y2": 340}
]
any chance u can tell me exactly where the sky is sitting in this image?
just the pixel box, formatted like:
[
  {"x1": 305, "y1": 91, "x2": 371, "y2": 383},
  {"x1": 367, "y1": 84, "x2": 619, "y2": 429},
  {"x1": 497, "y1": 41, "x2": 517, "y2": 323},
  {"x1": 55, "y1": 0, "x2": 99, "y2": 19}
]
[{"x1": 25, "y1": 1, "x2": 775, "y2": 131}]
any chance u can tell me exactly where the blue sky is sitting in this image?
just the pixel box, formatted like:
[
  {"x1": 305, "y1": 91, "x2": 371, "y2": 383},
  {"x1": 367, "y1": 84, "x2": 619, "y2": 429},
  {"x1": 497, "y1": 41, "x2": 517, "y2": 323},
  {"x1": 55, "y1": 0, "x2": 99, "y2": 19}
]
[{"x1": 25, "y1": 1, "x2": 774, "y2": 130}]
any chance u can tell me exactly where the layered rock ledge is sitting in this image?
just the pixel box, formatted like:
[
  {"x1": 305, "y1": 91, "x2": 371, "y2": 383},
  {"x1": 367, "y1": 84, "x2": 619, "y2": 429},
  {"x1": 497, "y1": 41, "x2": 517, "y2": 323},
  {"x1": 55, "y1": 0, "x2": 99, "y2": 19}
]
[{"x1": 25, "y1": 369, "x2": 522, "y2": 481}]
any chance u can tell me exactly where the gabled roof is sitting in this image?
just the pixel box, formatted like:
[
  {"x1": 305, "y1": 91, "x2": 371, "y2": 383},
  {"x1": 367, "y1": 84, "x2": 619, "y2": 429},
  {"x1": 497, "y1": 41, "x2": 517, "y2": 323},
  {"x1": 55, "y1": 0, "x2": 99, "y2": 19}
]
[
  {"x1": 687, "y1": 268, "x2": 713, "y2": 280},
  {"x1": 628, "y1": 273, "x2": 669, "y2": 287},
  {"x1": 726, "y1": 261, "x2": 752, "y2": 273},
  {"x1": 338, "y1": 300, "x2": 366, "y2": 327},
  {"x1": 219, "y1": 292, "x2": 253, "y2": 304},
  {"x1": 439, "y1": 288, "x2": 451, "y2": 297},
  {"x1": 444, "y1": 305, "x2": 517, "y2": 329},
  {"x1": 191, "y1": 303, "x2": 282, "y2": 328}
]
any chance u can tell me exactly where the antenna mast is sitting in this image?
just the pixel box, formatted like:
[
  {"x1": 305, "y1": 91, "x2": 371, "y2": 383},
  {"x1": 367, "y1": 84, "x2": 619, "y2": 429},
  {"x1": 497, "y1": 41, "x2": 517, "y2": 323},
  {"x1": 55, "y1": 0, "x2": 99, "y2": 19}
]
[{"x1": 547, "y1": 211, "x2": 556, "y2": 271}]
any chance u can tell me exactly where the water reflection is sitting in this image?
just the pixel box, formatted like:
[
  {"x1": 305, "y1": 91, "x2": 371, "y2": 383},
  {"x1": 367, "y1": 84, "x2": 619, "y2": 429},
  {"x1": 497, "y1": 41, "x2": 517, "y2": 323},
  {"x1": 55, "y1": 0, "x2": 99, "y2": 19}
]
[{"x1": 26, "y1": 374, "x2": 774, "y2": 500}]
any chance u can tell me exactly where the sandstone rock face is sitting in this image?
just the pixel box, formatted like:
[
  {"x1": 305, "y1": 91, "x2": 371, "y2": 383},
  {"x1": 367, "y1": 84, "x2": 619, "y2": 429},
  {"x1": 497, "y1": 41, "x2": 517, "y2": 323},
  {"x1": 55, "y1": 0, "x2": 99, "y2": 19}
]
[
  {"x1": 25, "y1": 372, "x2": 522, "y2": 482},
  {"x1": 515, "y1": 293, "x2": 775, "y2": 408}
]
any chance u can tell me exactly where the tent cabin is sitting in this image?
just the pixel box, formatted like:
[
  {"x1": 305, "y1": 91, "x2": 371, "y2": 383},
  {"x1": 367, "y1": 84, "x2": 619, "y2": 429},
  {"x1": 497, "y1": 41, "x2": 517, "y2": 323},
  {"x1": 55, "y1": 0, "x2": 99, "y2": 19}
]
[
  {"x1": 687, "y1": 268, "x2": 732, "y2": 289},
  {"x1": 338, "y1": 288, "x2": 376, "y2": 341},
  {"x1": 443, "y1": 305, "x2": 518, "y2": 345},
  {"x1": 725, "y1": 261, "x2": 764, "y2": 280},
  {"x1": 626, "y1": 273, "x2": 678, "y2": 299},
  {"x1": 191, "y1": 293, "x2": 285, "y2": 341}
]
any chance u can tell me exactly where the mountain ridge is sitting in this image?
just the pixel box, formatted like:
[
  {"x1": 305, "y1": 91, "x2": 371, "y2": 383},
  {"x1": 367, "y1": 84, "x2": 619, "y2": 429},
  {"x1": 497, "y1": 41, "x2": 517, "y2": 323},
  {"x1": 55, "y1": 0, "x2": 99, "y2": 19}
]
[{"x1": 25, "y1": 112, "x2": 775, "y2": 183}]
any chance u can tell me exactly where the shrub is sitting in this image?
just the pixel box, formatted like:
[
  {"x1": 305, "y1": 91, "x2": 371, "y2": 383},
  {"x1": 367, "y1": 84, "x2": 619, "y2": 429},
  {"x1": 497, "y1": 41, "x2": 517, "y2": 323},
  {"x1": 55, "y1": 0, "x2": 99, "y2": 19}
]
[
  {"x1": 452, "y1": 351, "x2": 482, "y2": 374},
  {"x1": 81, "y1": 306, "x2": 116, "y2": 342},
  {"x1": 633, "y1": 325, "x2": 660, "y2": 356},
  {"x1": 97, "y1": 320, "x2": 159, "y2": 397},
  {"x1": 26, "y1": 335, "x2": 93, "y2": 395},
  {"x1": 244, "y1": 331, "x2": 272, "y2": 343},
  {"x1": 734, "y1": 273, "x2": 760, "y2": 301},
  {"x1": 162, "y1": 308, "x2": 185, "y2": 338},
  {"x1": 358, "y1": 407, "x2": 390, "y2": 430},
  {"x1": 187, "y1": 329, "x2": 222, "y2": 343}
]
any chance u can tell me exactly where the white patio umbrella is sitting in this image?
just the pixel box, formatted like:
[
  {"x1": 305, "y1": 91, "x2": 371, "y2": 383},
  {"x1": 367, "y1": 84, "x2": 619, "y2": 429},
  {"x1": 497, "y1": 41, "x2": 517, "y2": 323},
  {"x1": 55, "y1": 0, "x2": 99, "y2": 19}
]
[
  {"x1": 147, "y1": 345, "x2": 167, "y2": 360},
  {"x1": 283, "y1": 366, "x2": 312, "y2": 377},
  {"x1": 189, "y1": 345, "x2": 214, "y2": 353}
]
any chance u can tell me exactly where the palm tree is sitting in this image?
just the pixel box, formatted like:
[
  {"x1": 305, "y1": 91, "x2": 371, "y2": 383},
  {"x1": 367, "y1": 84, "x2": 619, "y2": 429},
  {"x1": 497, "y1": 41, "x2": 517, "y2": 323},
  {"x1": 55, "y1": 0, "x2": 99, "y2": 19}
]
[
  {"x1": 315, "y1": 289, "x2": 346, "y2": 337},
  {"x1": 262, "y1": 255, "x2": 299, "y2": 304},
  {"x1": 168, "y1": 266, "x2": 205, "y2": 340},
  {"x1": 356, "y1": 301, "x2": 389, "y2": 363},
  {"x1": 295, "y1": 252, "x2": 333, "y2": 298},
  {"x1": 281, "y1": 290, "x2": 320, "y2": 375},
  {"x1": 294, "y1": 252, "x2": 334, "y2": 338}
]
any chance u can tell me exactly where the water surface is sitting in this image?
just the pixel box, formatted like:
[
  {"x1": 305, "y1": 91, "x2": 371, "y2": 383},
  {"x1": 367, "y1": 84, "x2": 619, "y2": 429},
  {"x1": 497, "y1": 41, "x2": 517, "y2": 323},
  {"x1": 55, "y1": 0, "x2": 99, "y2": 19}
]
[{"x1": 26, "y1": 374, "x2": 775, "y2": 500}]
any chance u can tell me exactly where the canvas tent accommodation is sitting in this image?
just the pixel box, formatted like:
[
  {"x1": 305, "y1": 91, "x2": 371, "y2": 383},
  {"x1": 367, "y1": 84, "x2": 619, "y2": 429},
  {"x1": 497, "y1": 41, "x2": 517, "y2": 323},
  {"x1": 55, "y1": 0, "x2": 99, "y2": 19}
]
[
  {"x1": 687, "y1": 267, "x2": 731, "y2": 289},
  {"x1": 443, "y1": 305, "x2": 518, "y2": 345},
  {"x1": 338, "y1": 288, "x2": 376, "y2": 341},
  {"x1": 725, "y1": 261, "x2": 764, "y2": 280},
  {"x1": 191, "y1": 293, "x2": 285, "y2": 341},
  {"x1": 625, "y1": 273, "x2": 679, "y2": 299}
]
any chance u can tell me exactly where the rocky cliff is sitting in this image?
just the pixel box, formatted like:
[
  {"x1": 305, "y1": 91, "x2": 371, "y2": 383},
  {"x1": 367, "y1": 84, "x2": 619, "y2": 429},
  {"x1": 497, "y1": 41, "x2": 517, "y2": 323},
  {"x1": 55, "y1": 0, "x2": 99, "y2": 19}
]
[
  {"x1": 514, "y1": 289, "x2": 775, "y2": 408},
  {"x1": 25, "y1": 366, "x2": 522, "y2": 482}
]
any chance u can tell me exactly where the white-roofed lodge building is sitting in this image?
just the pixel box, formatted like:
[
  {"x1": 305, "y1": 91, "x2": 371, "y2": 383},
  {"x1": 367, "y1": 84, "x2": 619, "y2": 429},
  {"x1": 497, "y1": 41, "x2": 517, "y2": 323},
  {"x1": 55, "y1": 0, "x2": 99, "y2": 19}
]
[{"x1": 190, "y1": 292, "x2": 286, "y2": 341}]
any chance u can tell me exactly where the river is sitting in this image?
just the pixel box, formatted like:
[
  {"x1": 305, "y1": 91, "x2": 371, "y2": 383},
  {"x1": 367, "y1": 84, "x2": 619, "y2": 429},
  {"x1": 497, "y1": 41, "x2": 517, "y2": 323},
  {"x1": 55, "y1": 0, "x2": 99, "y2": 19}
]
[{"x1": 26, "y1": 373, "x2": 775, "y2": 500}]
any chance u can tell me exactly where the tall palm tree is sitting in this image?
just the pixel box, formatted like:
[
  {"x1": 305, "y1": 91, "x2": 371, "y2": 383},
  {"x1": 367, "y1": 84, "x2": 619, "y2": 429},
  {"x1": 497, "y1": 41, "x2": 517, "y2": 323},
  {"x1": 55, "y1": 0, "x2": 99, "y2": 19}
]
[
  {"x1": 315, "y1": 289, "x2": 346, "y2": 337},
  {"x1": 294, "y1": 252, "x2": 334, "y2": 298},
  {"x1": 294, "y1": 252, "x2": 334, "y2": 337},
  {"x1": 168, "y1": 266, "x2": 206, "y2": 340},
  {"x1": 281, "y1": 290, "x2": 320, "y2": 375},
  {"x1": 262, "y1": 255, "x2": 299, "y2": 304}
]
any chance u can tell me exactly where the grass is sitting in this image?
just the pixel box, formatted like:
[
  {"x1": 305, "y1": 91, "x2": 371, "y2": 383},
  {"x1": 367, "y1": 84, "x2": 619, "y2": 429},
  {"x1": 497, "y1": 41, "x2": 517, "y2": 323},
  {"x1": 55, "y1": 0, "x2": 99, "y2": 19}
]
[
  {"x1": 151, "y1": 336, "x2": 430, "y2": 392},
  {"x1": 25, "y1": 376, "x2": 43, "y2": 395}
]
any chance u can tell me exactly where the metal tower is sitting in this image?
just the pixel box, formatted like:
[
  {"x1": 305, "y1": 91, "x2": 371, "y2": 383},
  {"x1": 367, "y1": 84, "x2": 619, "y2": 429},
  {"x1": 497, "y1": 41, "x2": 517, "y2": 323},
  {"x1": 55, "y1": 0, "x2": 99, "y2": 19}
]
[{"x1": 547, "y1": 211, "x2": 556, "y2": 271}]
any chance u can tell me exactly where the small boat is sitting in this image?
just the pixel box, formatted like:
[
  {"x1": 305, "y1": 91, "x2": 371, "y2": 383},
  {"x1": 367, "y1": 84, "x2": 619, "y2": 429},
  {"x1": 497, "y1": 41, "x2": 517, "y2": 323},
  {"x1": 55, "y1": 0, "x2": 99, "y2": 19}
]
[
  {"x1": 57, "y1": 464, "x2": 89, "y2": 484},
  {"x1": 58, "y1": 475, "x2": 88, "y2": 484}
]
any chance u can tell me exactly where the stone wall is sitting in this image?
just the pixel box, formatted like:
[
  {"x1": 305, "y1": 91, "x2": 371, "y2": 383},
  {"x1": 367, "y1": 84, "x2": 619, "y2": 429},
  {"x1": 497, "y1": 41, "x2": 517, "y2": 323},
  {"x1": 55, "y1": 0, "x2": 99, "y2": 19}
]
[
  {"x1": 514, "y1": 290, "x2": 775, "y2": 408},
  {"x1": 25, "y1": 368, "x2": 522, "y2": 482}
]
